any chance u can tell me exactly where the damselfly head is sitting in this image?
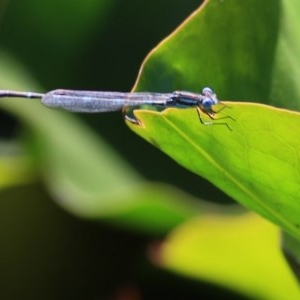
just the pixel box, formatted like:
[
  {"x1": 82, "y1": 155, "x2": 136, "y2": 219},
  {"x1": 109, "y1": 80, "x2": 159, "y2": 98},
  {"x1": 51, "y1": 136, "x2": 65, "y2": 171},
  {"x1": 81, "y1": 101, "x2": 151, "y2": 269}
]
[
  {"x1": 202, "y1": 87, "x2": 214, "y2": 97},
  {"x1": 201, "y1": 87, "x2": 218, "y2": 105}
]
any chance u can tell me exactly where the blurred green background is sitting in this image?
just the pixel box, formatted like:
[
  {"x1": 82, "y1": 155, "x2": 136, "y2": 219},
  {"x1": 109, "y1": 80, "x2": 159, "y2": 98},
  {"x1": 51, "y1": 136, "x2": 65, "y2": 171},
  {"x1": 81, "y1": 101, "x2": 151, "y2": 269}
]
[
  {"x1": 0, "y1": 0, "x2": 246, "y2": 299},
  {"x1": 0, "y1": 0, "x2": 232, "y2": 202}
]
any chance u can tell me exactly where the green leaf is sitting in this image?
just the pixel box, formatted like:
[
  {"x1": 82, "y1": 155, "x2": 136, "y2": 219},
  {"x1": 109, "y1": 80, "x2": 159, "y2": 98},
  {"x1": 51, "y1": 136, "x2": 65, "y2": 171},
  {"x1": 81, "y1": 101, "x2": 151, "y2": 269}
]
[
  {"x1": 128, "y1": 0, "x2": 300, "y2": 238},
  {"x1": 127, "y1": 102, "x2": 300, "y2": 239},
  {"x1": 270, "y1": 0, "x2": 300, "y2": 110},
  {"x1": 159, "y1": 212, "x2": 300, "y2": 300},
  {"x1": 133, "y1": 0, "x2": 280, "y2": 105}
]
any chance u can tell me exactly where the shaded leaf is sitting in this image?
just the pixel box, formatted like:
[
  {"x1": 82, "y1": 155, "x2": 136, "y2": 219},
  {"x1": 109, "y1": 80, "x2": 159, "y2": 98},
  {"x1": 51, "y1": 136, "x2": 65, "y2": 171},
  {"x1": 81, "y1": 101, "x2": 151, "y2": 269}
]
[{"x1": 133, "y1": 0, "x2": 281, "y2": 106}]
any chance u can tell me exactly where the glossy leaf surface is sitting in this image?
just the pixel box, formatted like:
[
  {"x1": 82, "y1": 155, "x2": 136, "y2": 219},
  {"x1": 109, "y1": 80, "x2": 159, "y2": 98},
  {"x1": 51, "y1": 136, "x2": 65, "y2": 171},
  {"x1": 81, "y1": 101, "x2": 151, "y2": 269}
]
[
  {"x1": 128, "y1": 102, "x2": 300, "y2": 239},
  {"x1": 130, "y1": 0, "x2": 300, "y2": 240}
]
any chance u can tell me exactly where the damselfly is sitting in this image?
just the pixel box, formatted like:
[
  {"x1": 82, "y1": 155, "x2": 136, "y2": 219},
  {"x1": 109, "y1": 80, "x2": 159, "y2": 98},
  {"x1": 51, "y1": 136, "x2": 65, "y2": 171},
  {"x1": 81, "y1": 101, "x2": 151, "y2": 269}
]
[{"x1": 0, "y1": 87, "x2": 234, "y2": 129}]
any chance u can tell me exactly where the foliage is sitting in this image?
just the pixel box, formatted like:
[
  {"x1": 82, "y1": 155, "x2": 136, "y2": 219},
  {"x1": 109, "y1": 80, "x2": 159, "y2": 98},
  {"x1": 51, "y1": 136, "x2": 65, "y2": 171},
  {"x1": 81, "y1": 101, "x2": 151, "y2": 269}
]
[{"x1": 1, "y1": 0, "x2": 300, "y2": 299}]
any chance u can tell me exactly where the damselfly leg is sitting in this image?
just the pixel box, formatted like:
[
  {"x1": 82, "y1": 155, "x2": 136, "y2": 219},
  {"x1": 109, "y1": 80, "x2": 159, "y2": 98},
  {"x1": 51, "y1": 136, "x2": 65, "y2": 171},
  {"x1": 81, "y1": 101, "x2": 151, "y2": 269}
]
[{"x1": 196, "y1": 104, "x2": 235, "y2": 131}]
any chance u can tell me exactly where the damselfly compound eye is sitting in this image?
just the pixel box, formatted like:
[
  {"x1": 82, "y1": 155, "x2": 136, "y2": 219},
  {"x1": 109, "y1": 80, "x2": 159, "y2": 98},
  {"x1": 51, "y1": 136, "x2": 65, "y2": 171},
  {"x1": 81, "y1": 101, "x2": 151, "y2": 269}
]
[{"x1": 202, "y1": 87, "x2": 214, "y2": 97}]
